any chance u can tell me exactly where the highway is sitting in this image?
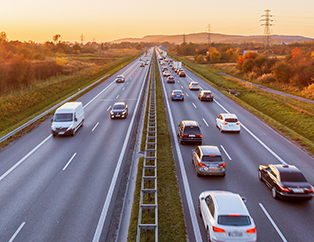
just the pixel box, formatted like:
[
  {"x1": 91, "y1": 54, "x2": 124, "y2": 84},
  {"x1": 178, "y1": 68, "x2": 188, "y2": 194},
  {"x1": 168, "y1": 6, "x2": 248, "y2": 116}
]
[
  {"x1": 157, "y1": 51, "x2": 314, "y2": 242},
  {"x1": 0, "y1": 52, "x2": 152, "y2": 242}
]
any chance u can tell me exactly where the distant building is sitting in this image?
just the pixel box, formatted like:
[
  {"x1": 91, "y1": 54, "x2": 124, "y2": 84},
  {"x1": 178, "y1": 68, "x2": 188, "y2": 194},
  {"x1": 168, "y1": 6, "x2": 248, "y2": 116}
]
[{"x1": 243, "y1": 50, "x2": 258, "y2": 55}]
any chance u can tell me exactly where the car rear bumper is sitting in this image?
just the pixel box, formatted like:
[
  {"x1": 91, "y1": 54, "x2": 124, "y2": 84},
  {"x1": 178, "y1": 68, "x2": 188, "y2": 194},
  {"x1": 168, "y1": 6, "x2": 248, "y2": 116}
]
[
  {"x1": 278, "y1": 192, "x2": 313, "y2": 200},
  {"x1": 197, "y1": 167, "x2": 225, "y2": 176},
  {"x1": 181, "y1": 137, "x2": 202, "y2": 143}
]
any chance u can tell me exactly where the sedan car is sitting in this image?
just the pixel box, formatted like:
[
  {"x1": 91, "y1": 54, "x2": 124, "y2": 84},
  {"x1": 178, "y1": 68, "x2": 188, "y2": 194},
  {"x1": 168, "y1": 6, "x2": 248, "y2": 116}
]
[
  {"x1": 178, "y1": 70, "x2": 186, "y2": 77},
  {"x1": 110, "y1": 102, "x2": 128, "y2": 119},
  {"x1": 171, "y1": 90, "x2": 184, "y2": 101},
  {"x1": 167, "y1": 76, "x2": 175, "y2": 84},
  {"x1": 115, "y1": 75, "x2": 125, "y2": 83},
  {"x1": 140, "y1": 62, "x2": 145, "y2": 67},
  {"x1": 258, "y1": 164, "x2": 314, "y2": 200},
  {"x1": 199, "y1": 191, "x2": 257, "y2": 242},
  {"x1": 178, "y1": 120, "x2": 202, "y2": 144},
  {"x1": 192, "y1": 145, "x2": 225, "y2": 176},
  {"x1": 198, "y1": 90, "x2": 214, "y2": 101},
  {"x1": 189, "y1": 82, "x2": 200, "y2": 90},
  {"x1": 216, "y1": 113, "x2": 241, "y2": 133}
]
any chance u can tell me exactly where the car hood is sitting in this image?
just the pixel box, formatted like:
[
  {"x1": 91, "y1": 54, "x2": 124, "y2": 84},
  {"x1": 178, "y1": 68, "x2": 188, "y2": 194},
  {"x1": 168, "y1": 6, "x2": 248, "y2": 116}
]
[{"x1": 111, "y1": 109, "x2": 125, "y2": 113}]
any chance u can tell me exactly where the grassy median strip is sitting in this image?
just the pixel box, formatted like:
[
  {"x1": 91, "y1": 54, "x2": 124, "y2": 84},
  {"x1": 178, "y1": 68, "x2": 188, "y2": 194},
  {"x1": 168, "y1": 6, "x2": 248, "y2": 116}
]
[
  {"x1": 170, "y1": 53, "x2": 314, "y2": 155},
  {"x1": 128, "y1": 56, "x2": 186, "y2": 241}
]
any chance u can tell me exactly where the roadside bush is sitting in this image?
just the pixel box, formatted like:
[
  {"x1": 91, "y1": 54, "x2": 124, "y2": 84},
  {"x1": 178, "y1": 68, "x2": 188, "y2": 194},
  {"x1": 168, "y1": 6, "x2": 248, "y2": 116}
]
[{"x1": 257, "y1": 73, "x2": 276, "y2": 84}]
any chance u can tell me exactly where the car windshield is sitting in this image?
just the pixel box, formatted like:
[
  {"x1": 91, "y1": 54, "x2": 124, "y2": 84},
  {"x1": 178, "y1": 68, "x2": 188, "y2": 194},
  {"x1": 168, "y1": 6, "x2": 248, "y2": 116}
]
[
  {"x1": 184, "y1": 126, "x2": 200, "y2": 134},
  {"x1": 173, "y1": 91, "x2": 182, "y2": 94},
  {"x1": 54, "y1": 113, "x2": 73, "y2": 122},
  {"x1": 225, "y1": 118, "x2": 238, "y2": 122},
  {"x1": 202, "y1": 156, "x2": 223, "y2": 162},
  {"x1": 218, "y1": 215, "x2": 251, "y2": 226},
  {"x1": 280, "y1": 171, "x2": 307, "y2": 182},
  {"x1": 113, "y1": 104, "x2": 125, "y2": 110}
]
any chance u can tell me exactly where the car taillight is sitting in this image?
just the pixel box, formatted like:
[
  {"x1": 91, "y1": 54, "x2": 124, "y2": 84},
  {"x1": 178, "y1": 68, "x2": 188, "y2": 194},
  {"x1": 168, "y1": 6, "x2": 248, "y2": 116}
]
[
  {"x1": 219, "y1": 163, "x2": 226, "y2": 167},
  {"x1": 199, "y1": 162, "x2": 206, "y2": 167},
  {"x1": 181, "y1": 94, "x2": 184, "y2": 96},
  {"x1": 172, "y1": 94, "x2": 175, "y2": 96},
  {"x1": 196, "y1": 134, "x2": 202, "y2": 137},
  {"x1": 246, "y1": 227, "x2": 256, "y2": 234},
  {"x1": 236, "y1": 122, "x2": 240, "y2": 125},
  {"x1": 305, "y1": 187, "x2": 313, "y2": 193},
  {"x1": 222, "y1": 122, "x2": 227, "y2": 125},
  {"x1": 213, "y1": 226, "x2": 225, "y2": 233},
  {"x1": 202, "y1": 94, "x2": 205, "y2": 97},
  {"x1": 279, "y1": 185, "x2": 290, "y2": 193},
  {"x1": 211, "y1": 94, "x2": 213, "y2": 97},
  {"x1": 181, "y1": 134, "x2": 188, "y2": 137}
]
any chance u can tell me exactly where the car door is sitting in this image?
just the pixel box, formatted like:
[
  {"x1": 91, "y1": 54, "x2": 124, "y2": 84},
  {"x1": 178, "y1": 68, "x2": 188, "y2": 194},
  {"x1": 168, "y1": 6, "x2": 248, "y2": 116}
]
[{"x1": 216, "y1": 115, "x2": 222, "y2": 128}]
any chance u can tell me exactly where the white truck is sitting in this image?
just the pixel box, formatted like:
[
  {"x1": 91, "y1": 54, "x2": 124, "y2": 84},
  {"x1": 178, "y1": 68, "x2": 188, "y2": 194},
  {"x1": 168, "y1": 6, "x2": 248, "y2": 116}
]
[
  {"x1": 51, "y1": 102, "x2": 84, "y2": 137},
  {"x1": 174, "y1": 61, "x2": 182, "y2": 70}
]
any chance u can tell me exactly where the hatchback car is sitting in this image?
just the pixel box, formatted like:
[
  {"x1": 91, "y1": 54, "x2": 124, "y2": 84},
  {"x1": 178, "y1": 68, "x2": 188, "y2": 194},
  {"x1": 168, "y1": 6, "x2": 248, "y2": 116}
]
[
  {"x1": 167, "y1": 76, "x2": 175, "y2": 84},
  {"x1": 110, "y1": 102, "x2": 128, "y2": 119},
  {"x1": 199, "y1": 191, "x2": 257, "y2": 242},
  {"x1": 192, "y1": 145, "x2": 225, "y2": 176},
  {"x1": 198, "y1": 90, "x2": 214, "y2": 101},
  {"x1": 216, "y1": 113, "x2": 241, "y2": 133},
  {"x1": 258, "y1": 164, "x2": 314, "y2": 200},
  {"x1": 189, "y1": 82, "x2": 200, "y2": 90},
  {"x1": 115, "y1": 75, "x2": 125, "y2": 83},
  {"x1": 171, "y1": 90, "x2": 184, "y2": 101},
  {"x1": 178, "y1": 120, "x2": 202, "y2": 144}
]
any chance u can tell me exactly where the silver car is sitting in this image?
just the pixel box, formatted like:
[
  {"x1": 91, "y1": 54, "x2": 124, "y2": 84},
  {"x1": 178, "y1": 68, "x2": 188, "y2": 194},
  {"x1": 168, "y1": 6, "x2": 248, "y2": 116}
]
[
  {"x1": 199, "y1": 190, "x2": 257, "y2": 242},
  {"x1": 192, "y1": 145, "x2": 225, "y2": 176}
]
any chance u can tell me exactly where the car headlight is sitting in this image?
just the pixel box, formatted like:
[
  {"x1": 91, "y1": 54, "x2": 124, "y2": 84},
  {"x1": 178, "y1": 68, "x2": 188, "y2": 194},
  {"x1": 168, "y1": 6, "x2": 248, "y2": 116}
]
[
  {"x1": 122, "y1": 111, "x2": 126, "y2": 115},
  {"x1": 110, "y1": 111, "x2": 113, "y2": 115},
  {"x1": 51, "y1": 125, "x2": 56, "y2": 130},
  {"x1": 67, "y1": 124, "x2": 73, "y2": 131}
]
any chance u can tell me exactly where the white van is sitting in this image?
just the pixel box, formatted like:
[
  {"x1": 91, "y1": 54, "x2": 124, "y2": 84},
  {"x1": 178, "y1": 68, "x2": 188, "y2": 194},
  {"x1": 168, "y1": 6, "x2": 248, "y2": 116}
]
[{"x1": 51, "y1": 102, "x2": 84, "y2": 137}]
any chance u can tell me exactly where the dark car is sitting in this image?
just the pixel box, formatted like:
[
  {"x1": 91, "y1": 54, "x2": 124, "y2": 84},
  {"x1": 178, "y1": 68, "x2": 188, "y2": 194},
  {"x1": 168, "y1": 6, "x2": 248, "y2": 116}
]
[
  {"x1": 178, "y1": 70, "x2": 186, "y2": 77},
  {"x1": 178, "y1": 120, "x2": 202, "y2": 145},
  {"x1": 192, "y1": 145, "x2": 226, "y2": 177},
  {"x1": 171, "y1": 90, "x2": 184, "y2": 101},
  {"x1": 198, "y1": 90, "x2": 214, "y2": 101},
  {"x1": 115, "y1": 75, "x2": 125, "y2": 83},
  {"x1": 258, "y1": 164, "x2": 313, "y2": 200},
  {"x1": 110, "y1": 102, "x2": 128, "y2": 119},
  {"x1": 167, "y1": 76, "x2": 175, "y2": 84}
]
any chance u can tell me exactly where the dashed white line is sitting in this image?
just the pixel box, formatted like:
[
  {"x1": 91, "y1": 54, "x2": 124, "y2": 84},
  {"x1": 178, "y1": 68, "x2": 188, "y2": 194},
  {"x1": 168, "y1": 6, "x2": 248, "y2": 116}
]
[
  {"x1": 122, "y1": 87, "x2": 125, "y2": 91},
  {"x1": 8, "y1": 222, "x2": 26, "y2": 242},
  {"x1": 220, "y1": 145, "x2": 232, "y2": 160},
  {"x1": 259, "y1": 203, "x2": 288, "y2": 242},
  {"x1": 92, "y1": 122, "x2": 99, "y2": 132},
  {"x1": 107, "y1": 105, "x2": 111, "y2": 111},
  {"x1": 192, "y1": 103, "x2": 197, "y2": 108},
  {"x1": 185, "y1": 93, "x2": 189, "y2": 97},
  {"x1": 116, "y1": 95, "x2": 119, "y2": 99},
  {"x1": 181, "y1": 86, "x2": 184, "y2": 89},
  {"x1": 202, "y1": 118, "x2": 209, "y2": 127},
  {"x1": 63, "y1": 153, "x2": 77, "y2": 171}
]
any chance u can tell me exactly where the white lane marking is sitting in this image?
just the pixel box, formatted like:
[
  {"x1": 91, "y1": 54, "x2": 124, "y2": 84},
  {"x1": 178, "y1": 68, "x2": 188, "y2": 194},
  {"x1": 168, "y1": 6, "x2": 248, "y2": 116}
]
[
  {"x1": 178, "y1": 81, "x2": 180, "y2": 83},
  {"x1": 214, "y1": 99, "x2": 287, "y2": 165},
  {"x1": 185, "y1": 93, "x2": 189, "y2": 97},
  {"x1": 158, "y1": 62, "x2": 202, "y2": 242},
  {"x1": 259, "y1": 203, "x2": 288, "y2": 242},
  {"x1": 122, "y1": 87, "x2": 125, "y2": 91},
  {"x1": 92, "y1": 63, "x2": 149, "y2": 242},
  {"x1": 127, "y1": 82, "x2": 129, "y2": 84},
  {"x1": 192, "y1": 103, "x2": 197, "y2": 109},
  {"x1": 181, "y1": 86, "x2": 184, "y2": 89},
  {"x1": 92, "y1": 122, "x2": 99, "y2": 132},
  {"x1": 63, "y1": 153, "x2": 77, "y2": 171},
  {"x1": 107, "y1": 105, "x2": 112, "y2": 111},
  {"x1": 202, "y1": 118, "x2": 209, "y2": 127},
  {"x1": 220, "y1": 145, "x2": 232, "y2": 160},
  {"x1": 8, "y1": 222, "x2": 26, "y2": 242},
  {"x1": 116, "y1": 95, "x2": 119, "y2": 99},
  {"x1": 0, "y1": 135, "x2": 52, "y2": 182}
]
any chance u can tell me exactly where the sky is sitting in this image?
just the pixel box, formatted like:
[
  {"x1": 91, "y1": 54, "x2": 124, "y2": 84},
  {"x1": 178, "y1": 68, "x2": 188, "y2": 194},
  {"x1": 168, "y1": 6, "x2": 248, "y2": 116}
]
[{"x1": 1, "y1": 0, "x2": 314, "y2": 43}]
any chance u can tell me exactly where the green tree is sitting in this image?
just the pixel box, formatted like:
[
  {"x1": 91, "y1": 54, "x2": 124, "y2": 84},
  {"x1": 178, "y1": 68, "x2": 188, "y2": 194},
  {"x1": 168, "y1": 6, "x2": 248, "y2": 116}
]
[
  {"x1": 196, "y1": 54, "x2": 204, "y2": 63},
  {"x1": 210, "y1": 51, "x2": 221, "y2": 63}
]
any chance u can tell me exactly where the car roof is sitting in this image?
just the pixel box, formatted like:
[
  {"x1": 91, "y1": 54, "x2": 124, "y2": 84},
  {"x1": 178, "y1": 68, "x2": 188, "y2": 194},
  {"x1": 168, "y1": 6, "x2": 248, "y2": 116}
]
[
  {"x1": 113, "y1": 102, "x2": 126, "y2": 105},
  {"x1": 181, "y1": 120, "x2": 199, "y2": 126},
  {"x1": 190, "y1": 81, "x2": 198, "y2": 84},
  {"x1": 202, "y1": 191, "x2": 249, "y2": 216},
  {"x1": 199, "y1": 145, "x2": 221, "y2": 156},
  {"x1": 172, "y1": 89, "x2": 183, "y2": 92},
  {"x1": 202, "y1": 90, "x2": 212, "y2": 93},
  {"x1": 220, "y1": 113, "x2": 238, "y2": 119},
  {"x1": 271, "y1": 164, "x2": 300, "y2": 173}
]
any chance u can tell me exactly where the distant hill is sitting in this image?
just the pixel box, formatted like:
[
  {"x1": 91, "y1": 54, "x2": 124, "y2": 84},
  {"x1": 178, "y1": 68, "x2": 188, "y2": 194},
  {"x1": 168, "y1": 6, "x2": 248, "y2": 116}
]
[{"x1": 112, "y1": 32, "x2": 313, "y2": 44}]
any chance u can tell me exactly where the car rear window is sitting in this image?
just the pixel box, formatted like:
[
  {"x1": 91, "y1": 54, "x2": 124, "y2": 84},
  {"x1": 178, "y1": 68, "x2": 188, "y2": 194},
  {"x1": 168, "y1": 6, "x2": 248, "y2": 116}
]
[
  {"x1": 173, "y1": 91, "x2": 182, "y2": 94},
  {"x1": 280, "y1": 171, "x2": 307, "y2": 182},
  {"x1": 202, "y1": 156, "x2": 223, "y2": 162},
  {"x1": 218, "y1": 215, "x2": 251, "y2": 226},
  {"x1": 225, "y1": 118, "x2": 238, "y2": 122},
  {"x1": 184, "y1": 126, "x2": 201, "y2": 134}
]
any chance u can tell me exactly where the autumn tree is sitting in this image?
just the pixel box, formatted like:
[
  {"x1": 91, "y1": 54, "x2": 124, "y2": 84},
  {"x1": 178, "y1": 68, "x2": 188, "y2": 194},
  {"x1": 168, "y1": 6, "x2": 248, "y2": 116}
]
[
  {"x1": 53, "y1": 34, "x2": 61, "y2": 44},
  {"x1": 271, "y1": 61, "x2": 291, "y2": 84},
  {"x1": 0, "y1": 31, "x2": 7, "y2": 43}
]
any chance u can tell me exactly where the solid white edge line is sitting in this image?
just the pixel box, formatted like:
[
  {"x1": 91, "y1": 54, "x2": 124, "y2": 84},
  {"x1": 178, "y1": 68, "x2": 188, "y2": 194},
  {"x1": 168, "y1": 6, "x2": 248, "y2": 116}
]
[
  {"x1": 202, "y1": 118, "x2": 209, "y2": 127},
  {"x1": 0, "y1": 135, "x2": 52, "y2": 182},
  {"x1": 220, "y1": 145, "x2": 232, "y2": 160},
  {"x1": 259, "y1": 203, "x2": 288, "y2": 242},
  {"x1": 8, "y1": 222, "x2": 26, "y2": 242},
  {"x1": 92, "y1": 61, "x2": 149, "y2": 242},
  {"x1": 214, "y1": 99, "x2": 287, "y2": 165},
  {"x1": 63, "y1": 153, "x2": 77, "y2": 171},
  {"x1": 92, "y1": 122, "x2": 99, "y2": 132},
  {"x1": 159, "y1": 62, "x2": 202, "y2": 242}
]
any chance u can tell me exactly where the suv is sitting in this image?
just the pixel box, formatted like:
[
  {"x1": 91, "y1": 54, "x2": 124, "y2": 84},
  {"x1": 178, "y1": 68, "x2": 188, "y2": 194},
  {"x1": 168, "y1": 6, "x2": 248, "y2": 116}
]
[
  {"x1": 178, "y1": 120, "x2": 202, "y2": 144},
  {"x1": 198, "y1": 90, "x2": 214, "y2": 101},
  {"x1": 258, "y1": 164, "x2": 314, "y2": 200},
  {"x1": 192, "y1": 145, "x2": 225, "y2": 176},
  {"x1": 199, "y1": 190, "x2": 257, "y2": 242}
]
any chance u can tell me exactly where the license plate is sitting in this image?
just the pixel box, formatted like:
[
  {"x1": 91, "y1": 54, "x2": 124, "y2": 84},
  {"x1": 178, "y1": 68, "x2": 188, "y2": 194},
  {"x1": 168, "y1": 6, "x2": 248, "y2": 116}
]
[
  {"x1": 116, "y1": 115, "x2": 120, "y2": 117},
  {"x1": 292, "y1": 188, "x2": 304, "y2": 193},
  {"x1": 189, "y1": 135, "x2": 195, "y2": 137},
  {"x1": 229, "y1": 232, "x2": 242, "y2": 237},
  {"x1": 176, "y1": 95, "x2": 180, "y2": 97},
  {"x1": 58, "y1": 132, "x2": 65, "y2": 135},
  {"x1": 206, "y1": 95, "x2": 210, "y2": 97},
  {"x1": 208, "y1": 164, "x2": 218, "y2": 168}
]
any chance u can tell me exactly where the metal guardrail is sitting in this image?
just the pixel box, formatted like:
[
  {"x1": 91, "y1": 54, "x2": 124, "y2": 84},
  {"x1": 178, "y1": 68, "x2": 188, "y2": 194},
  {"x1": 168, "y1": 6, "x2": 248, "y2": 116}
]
[
  {"x1": 0, "y1": 74, "x2": 109, "y2": 144},
  {"x1": 137, "y1": 55, "x2": 158, "y2": 241}
]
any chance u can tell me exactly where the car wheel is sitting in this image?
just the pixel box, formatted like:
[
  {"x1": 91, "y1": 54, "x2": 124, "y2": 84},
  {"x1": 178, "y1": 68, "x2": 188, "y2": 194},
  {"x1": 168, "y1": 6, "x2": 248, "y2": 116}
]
[
  {"x1": 182, "y1": 98, "x2": 184, "y2": 101},
  {"x1": 272, "y1": 186, "x2": 278, "y2": 199},
  {"x1": 196, "y1": 172, "x2": 201, "y2": 177},
  {"x1": 52, "y1": 132, "x2": 57, "y2": 137},
  {"x1": 72, "y1": 129, "x2": 76, "y2": 136},
  {"x1": 198, "y1": 203, "x2": 202, "y2": 217},
  {"x1": 220, "y1": 127, "x2": 224, "y2": 133},
  {"x1": 206, "y1": 227, "x2": 211, "y2": 242},
  {"x1": 237, "y1": 130, "x2": 240, "y2": 133},
  {"x1": 258, "y1": 170, "x2": 262, "y2": 180}
]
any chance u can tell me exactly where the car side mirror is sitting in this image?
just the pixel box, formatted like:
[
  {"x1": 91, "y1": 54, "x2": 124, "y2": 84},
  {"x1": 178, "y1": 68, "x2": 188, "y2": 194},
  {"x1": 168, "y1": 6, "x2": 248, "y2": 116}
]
[
  {"x1": 241, "y1": 197, "x2": 247, "y2": 203},
  {"x1": 75, "y1": 118, "x2": 78, "y2": 122}
]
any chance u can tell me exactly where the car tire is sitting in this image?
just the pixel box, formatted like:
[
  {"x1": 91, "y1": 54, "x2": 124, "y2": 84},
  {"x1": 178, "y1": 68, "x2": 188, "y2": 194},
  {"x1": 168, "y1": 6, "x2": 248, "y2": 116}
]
[
  {"x1": 272, "y1": 186, "x2": 278, "y2": 199},
  {"x1": 52, "y1": 132, "x2": 57, "y2": 137},
  {"x1": 237, "y1": 130, "x2": 240, "y2": 133},
  {"x1": 196, "y1": 172, "x2": 201, "y2": 177},
  {"x1": 258, "y1": 170, "x2": 262, "y2": 180},
  {"x1": 198, "y1": 203, "x2": 202, "y2": 217},
  {"x1": 182, "y1": 98, "x2": 184, "y2": 101},
  {"x1": 220, "y1": 127, "x2": 224, "y2": 133}
]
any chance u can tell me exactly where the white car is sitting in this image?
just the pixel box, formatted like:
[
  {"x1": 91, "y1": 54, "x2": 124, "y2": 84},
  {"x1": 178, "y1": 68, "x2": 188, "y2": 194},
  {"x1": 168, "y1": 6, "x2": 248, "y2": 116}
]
[
  {"x1": 199, "y1": 190, "x2": 257, "y2": 242},
  {"x1": 189, "y1": 82, "x2": 200, "y2": 90},
  {"x1": 216, "y1": 113, "x2": 241, "y2": 133}
]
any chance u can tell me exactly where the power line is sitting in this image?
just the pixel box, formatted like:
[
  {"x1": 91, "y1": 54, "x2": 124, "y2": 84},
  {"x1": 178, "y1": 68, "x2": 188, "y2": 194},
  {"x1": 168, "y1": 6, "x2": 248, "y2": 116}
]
[{"x1": 261, "y1": 9, "x2": 273, "y2": 48}]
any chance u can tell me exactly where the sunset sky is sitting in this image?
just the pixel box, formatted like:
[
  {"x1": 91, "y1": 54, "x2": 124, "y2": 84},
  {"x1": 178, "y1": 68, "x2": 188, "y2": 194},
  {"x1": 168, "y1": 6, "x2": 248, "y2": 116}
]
[{"x1": 2, "y1": 0, "x2": 314, "y2": 43}]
